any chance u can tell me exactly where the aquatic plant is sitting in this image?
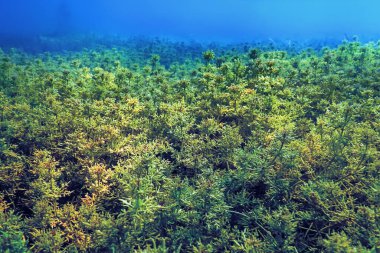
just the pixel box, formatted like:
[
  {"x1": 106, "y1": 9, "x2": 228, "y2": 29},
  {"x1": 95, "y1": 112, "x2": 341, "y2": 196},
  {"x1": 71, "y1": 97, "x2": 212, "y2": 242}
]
[
  {"x1": 0, "y1": 38, "x2": 379, "y2": 252},
  {"x1": 203, "y1": 50, "x2": 215, "y2": 64}
]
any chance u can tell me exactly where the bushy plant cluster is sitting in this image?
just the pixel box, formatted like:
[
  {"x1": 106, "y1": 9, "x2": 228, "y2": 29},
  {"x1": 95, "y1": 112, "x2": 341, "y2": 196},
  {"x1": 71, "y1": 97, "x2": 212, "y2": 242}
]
[{"x1": 0, "y1": 39, "x2": 379, "y2": 252}]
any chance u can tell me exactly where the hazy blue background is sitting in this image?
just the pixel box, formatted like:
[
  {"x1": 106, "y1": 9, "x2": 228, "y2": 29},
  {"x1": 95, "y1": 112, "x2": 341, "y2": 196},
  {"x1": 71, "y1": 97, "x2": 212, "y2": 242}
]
[{"x1": 0, "y1": 0, "x2": 379, "y2": 42}]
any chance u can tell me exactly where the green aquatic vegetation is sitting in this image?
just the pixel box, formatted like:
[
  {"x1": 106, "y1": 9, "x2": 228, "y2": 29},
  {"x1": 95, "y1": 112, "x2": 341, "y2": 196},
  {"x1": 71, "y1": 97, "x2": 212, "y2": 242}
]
[
  {"x1": 203, "y1": 50, "x2": 215, "y2": 65},
  {"x1": 0, "y1": 201, "x2": 29, "y2": 253},
  {"x1": 0, "y1": 39, "x2": 379, "y2": 252}
]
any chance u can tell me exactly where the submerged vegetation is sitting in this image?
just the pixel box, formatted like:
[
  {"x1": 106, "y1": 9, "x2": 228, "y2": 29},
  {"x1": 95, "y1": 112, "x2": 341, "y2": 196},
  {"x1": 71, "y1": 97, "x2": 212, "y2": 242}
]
[{"x1": 0, "y1": 38, "x2": 379, "y2": 252}]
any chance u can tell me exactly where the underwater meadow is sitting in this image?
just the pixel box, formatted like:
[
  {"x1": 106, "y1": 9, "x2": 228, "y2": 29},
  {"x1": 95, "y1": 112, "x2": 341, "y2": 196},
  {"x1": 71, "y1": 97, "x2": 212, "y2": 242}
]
[
  {"x1": 0, "y1": 1, "x2": 380, "y2": 252},
  {"x1": 0, "y1": 36, "x2": 379, "y2": 253}
]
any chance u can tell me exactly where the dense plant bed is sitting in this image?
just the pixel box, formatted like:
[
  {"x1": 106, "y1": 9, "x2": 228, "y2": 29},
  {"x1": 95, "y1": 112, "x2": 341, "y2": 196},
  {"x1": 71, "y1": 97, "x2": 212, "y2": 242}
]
[{"x1": 0, "y1": 39, "x2": 379, "y2": 252}]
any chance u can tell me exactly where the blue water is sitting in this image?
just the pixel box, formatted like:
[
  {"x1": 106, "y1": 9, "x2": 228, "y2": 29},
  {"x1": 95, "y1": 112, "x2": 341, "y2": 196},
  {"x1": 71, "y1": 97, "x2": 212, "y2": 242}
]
[
  {"x1": 0, "y1": 0, "x2": 380, "y2": 52},
  {"x1": 0, "y1": 0, "x2": 380, "y2": 44}
]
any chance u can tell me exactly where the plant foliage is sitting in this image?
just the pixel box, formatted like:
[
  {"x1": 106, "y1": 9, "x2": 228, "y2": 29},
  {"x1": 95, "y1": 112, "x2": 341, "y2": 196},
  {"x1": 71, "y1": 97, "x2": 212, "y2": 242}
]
[{"x1": 0, "y1": 38, "x2": 379, "y2": 252}]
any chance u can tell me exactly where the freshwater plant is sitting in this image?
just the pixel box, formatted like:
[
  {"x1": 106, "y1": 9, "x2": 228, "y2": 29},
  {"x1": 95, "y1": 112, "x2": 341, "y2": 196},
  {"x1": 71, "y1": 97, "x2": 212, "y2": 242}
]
[{"x1": 0, "y1": 37, "x2": 379, "y2": 252}]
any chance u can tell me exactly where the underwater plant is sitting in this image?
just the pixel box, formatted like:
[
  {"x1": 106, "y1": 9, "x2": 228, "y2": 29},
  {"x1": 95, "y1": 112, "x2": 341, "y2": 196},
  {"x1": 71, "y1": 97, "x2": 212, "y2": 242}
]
[
  {"x1": 0, "y1": 38, "x2": 379, "y2": 252},
  {"x1": 203, "y1": 50, "x2": 215, "y2": 64}
]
